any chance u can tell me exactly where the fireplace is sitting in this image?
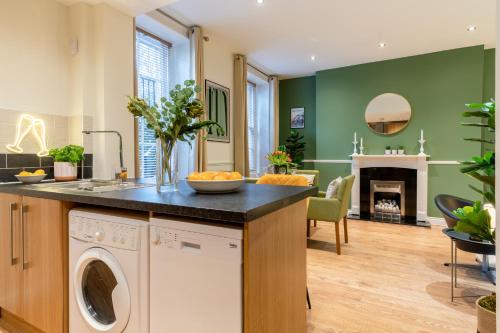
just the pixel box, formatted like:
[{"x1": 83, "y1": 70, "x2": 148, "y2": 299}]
[
  {"x1": 370, "y1": 180, "x2": 405, "y2": 222},
  {"x1": 360, "y1": 167, "x2": 417, "y2": 224},
  {"x1": 350, "y1": 155, "x2": 428, "y2": 225}
]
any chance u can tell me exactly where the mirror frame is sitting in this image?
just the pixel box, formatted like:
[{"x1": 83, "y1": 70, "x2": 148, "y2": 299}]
[{"x1": 365, "y1": 93, "x2": 412, "y2": 136}]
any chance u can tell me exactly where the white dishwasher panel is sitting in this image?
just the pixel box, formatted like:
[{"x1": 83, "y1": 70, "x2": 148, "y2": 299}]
[{"x1": 150, "y1": 218, "x2": 243, "y2": 333}]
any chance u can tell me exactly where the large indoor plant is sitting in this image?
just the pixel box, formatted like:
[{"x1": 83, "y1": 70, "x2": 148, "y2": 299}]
[
  {"x1": 453, "y1": 101, "x2": 496, "y2": 333},
  {"x1": 454, "y1": 101, "x2": 496, "y2": 240},
  {"x1": 285, "y1": 130, "x2": 306, "y2": 167},
  {"x1": 127, "y1": 80, "x2": 223, "y2": 192},
  {"x1": 48, "y1": 145, "x2": 84, "y2": 181}
]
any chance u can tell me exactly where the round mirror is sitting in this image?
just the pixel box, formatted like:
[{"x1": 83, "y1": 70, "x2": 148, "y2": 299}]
[{"x1": 365, "y1": 93, "x2": 411, "y2": 135}]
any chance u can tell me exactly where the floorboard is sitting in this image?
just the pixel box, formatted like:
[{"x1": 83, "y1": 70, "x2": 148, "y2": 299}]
[
  {"x1": 0, "y1": 219, "x2": 493, "y2": 333},
  {"x1": 306, "y1": 219, "x2": 494, "y2": 333}
]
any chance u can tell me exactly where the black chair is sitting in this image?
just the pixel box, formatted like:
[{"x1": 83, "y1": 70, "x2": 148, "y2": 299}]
[{"x1": 434, "y1": 194, "x2": 474, "y2": 228}]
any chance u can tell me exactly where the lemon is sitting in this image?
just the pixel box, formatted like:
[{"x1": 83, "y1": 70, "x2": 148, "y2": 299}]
[
  {"x1": 19, "y1": 171, "x2": 33, "y2": 176},
  {"x1": 33, "y1": 169, "x2": 46, "y2": 175}
]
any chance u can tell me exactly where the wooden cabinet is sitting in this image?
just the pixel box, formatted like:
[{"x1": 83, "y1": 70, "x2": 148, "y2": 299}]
[
  {"x1": 0, "y1": 194, "x2": 70, "y2": 333},
  {"x1": 0, "y1": 194, "x2": 23, "y2": 319}
]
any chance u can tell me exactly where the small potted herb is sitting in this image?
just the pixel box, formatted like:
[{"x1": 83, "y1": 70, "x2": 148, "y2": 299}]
[
  {"x1": 48, "y1": 145, "x2": 84, "y2": 181},
  {"x1": 385, "y1": 146, "x2": 391, "y2": 155},
  {"x1": 477, "y1": 293, "x2": 496, "y2": 333},
  {"x1": 398, "y1": 146, "x2": 405, "y2": 155}
]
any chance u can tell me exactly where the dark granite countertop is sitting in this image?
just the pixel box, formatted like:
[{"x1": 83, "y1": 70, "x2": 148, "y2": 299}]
[{"x1": 0, "y1": 180, "x2": 317, "y2": 224}]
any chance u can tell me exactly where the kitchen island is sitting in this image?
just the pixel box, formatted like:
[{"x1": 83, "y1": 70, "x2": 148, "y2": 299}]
[{"x1": 0, "y1": 180, "x2": 316, "y2": 333}]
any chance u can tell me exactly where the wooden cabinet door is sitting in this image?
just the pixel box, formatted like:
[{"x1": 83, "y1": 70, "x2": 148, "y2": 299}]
[
  {"x1": 0, "y1": 193, "x2": 23, "y2": 318},
  {"x1": 21, "y1": 197, "x2": 66, "y2": 333}
]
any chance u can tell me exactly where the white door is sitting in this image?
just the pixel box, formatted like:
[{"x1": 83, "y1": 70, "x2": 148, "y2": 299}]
[{"x1": 74, "y1": 247, "x2": 131, "y2": 332}]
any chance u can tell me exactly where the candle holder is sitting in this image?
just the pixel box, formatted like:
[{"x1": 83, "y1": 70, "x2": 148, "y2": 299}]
[
  {"x1": 352, "y1": 139, "x2": 358, "y2": 156},
  {"x1": 418, "y1": 138, "x2": 426, "y2": 156},
  {"x1": 359, "y1": 143, "x2": 364, "y2": 155}
]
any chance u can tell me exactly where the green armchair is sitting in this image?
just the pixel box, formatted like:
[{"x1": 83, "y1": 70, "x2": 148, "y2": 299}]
[
  {"x1": 307, "y1": 175, "x2": 355, "y2": 255},
  {"x1": 293, "y1": 169, "x2": 320, "y2": 187}
]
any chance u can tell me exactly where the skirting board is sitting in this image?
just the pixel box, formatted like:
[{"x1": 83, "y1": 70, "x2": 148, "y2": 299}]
[{"x1": 425, "y1": 217, "x2": 447, "y2": 227}]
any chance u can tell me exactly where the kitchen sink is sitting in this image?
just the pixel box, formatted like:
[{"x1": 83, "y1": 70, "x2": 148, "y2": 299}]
[{"x1": 31, "y1": 180, "x2": 153, "y2": 193}]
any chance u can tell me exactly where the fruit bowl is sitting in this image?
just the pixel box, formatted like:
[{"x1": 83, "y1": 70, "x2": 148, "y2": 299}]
[
  {"x1": 15, "y1": 174, "x2": 47, "y2": 184},
  {"x1": 186, "y1": 179, "x2": 244, "y2": 193}
]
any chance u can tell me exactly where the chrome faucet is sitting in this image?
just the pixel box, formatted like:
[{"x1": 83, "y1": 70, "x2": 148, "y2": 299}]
[{"x1": 82, "y1": 130, "x2": 124, "y2": 170}]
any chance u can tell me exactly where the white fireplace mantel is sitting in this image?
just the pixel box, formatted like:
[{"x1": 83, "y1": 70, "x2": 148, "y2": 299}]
[{"x1": 350, "y1": 154, "x2": 429, "y2": 222}]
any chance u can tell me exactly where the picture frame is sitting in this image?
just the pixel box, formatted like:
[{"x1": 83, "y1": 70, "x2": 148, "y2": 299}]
[
  {"x1": 205, "y1": 80, "x2": 230, "y2": 142},
  {"x1": 290, "y1": 107, "x2": 305, "y2": 129}
]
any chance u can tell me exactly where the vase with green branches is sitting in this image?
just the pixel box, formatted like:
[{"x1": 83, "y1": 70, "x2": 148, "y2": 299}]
[
  {"x1": 127, "y1": 80, "x2": 223, "y2": 192},
  {"x1": 453, "y1": 101, "x2": 495, "y2": 243}
]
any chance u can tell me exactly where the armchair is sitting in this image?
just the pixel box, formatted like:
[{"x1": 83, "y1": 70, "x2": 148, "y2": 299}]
[{"x1": 307, "y1": 175, "x2": 355, "y2": 255}]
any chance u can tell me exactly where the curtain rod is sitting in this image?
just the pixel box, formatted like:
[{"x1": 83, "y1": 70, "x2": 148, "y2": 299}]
[
  {"x1": 156, "y1": 9, "x2": 190, "y2": 30},
  {"x1": 248, "y1": 63, "x2": 273, "y2": 79}
]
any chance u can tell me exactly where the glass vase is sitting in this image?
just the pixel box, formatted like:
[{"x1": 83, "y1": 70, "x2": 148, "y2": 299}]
[{"x1": 156, "y1": 138, "x2": 179, "y2": 192}]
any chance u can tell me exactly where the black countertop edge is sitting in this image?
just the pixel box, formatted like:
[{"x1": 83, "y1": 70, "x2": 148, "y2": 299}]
[{"x1": 0, "y1": 181, "x2": 318, "y2": 224}]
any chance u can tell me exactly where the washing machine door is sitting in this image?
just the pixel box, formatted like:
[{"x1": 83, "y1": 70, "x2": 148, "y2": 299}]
[{"x1": 74, "y1": 247, "x2": 131, "y2": 332}]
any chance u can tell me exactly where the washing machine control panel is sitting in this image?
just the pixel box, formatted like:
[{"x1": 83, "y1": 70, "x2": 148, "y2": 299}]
[{"x1": 70, "y1": 216, "x2": 140, "y2": 251}]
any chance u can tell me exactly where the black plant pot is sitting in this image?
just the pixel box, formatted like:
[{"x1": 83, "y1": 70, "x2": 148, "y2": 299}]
[{"x1": 273, "y1": 165, "x2": 288, "y2": 174}]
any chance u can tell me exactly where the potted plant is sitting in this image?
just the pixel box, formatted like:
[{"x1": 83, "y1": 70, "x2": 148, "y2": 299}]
[
  {"x1": 266, "y1": 146, "x2": 293, "y2": 174},
  {"x1": 453, "y1": 201, "x2": 495, "y2": 243},
  {"x1": 48, "y1": 145, "x2": 84, "y2": 181},
  {"x1": 477, "y1": 293, "x2": 496, "y2": 333},
  {"x1": 127, "y1": 80, "x2": 223, "y2": 192},
  {"x1": 398, "y1": 146, "x2": 405, "y2": 155},
  {"x1": 385, "y1": 146, "x2": 391, "y2": 155},
  {"x1": 285, "y1": 130, "x2": 306, "y2": 167}
]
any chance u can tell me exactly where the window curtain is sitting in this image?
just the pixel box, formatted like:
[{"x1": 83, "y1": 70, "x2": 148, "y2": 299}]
[
  {"x1": 189, "y1": 26, "x2": 206, "y2": 172},
  {"x1": 234, "y1": 54, "x2": 249, "y2": 176},
  {"x1": 269, "y1": 75, "x2": 279, "y2": 150}
]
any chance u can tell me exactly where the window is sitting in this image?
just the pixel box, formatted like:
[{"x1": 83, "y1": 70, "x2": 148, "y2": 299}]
[
  {"x1": 247, "y1": 70, "x2": 272, "y2": 177},
  {"x1": 135, "y1": 29, "x2": 170, "y2": 178},
  {"x1": 247, "y1": 81, "x2": 258, "y2": 174}
]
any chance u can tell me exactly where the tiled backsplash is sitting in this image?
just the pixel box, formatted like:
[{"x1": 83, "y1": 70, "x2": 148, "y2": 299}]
[{"x1": 0, "y1": 154, "x2": 93, "y2": 183}]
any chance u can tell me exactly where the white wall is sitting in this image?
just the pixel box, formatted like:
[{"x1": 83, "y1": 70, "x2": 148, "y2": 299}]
[
  {"x1": 0, "y1": 0, "x2": 72, "y2": 154},
  {"x1": 204, "y1": 35, "x2": 235, "y2": 171},
  {"x1": 0, "y1": 1, "x2": 135, "y2": 177},
  {"x1": 0, "y1": 0, "x2": 71, "y2": 116}
]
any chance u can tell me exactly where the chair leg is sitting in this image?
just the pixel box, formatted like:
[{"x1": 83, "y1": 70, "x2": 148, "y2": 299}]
[
  {"x1": 307, "y1": 219, "x2": 311, "y2": 238},
  {"x1": 306, "y1": 287, "x2": 311, "y2": 309},
  {"x1": 314, "y1": 219, "x2": 317, "y2": 227},
  {"x1": 335, "y1": 222, "x2": 341, "y2": 255},
  {"x1": 343, "y1": 216, "x2": 348, "y2": 244}
]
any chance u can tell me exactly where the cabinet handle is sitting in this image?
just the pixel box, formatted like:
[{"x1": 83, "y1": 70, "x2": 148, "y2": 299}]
[
  {"x1": 21, "y1": 204, "x2": 27, "y2": 270},
  {"x1": 9, "y1": 202, "x2": 17, "y2": 265}
]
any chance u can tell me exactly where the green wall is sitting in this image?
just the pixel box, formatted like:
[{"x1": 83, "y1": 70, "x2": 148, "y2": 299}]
[
  {"x1": 279, "y1": 76, "x2": 316, "y2": 160},
  {"x1": 280, "y1": 45, "x2": 495, "y2": 217}
]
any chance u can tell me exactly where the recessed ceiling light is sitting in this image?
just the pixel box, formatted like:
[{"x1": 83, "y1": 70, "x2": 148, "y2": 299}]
[
  {"x1": 467, "y1": 25, "x2": 477, "y2": 32},
  {"x1": 310, "y1": 55, "x2": 316, "y2": 61},
  {"x1": 378, "y1": 42, "x2": 386, "y2": 48},
  {"x1": 256, "y1": 0, "x2": 264, "y2": 4}
]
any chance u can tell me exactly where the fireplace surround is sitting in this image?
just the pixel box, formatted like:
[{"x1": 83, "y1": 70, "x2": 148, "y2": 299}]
[{"x1": 350, "y1": 155, "x2": 428, "y2": 225}]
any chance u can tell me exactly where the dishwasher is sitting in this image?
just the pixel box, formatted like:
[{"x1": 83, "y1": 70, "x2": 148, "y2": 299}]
[{"x1": 149, "y1": 217, "x2": 243, "y2": 333}]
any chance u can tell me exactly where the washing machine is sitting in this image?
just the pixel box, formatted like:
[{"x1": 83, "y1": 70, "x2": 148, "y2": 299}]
[{"x1": 69, "y1": 208, "x2": 149, "y2": 333}]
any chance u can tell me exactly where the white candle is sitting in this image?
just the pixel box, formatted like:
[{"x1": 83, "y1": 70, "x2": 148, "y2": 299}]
[
  {"x1": 420, "y1": 129, "x2": 423, "y2": 141},
  {"x1": 354, "y1": 132, "x2": 357, "y2": 142},
  {"x1": 360, "y1": 137, "x2": 363, "y2": 147}
]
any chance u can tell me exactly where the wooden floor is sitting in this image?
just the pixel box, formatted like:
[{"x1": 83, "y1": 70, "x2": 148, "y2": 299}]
[
  {"x1": 1, "y1": 219, "x2": 494, "y2": 333},
  {"x1": 306, "y1": 219, "x2": 495, "y2": 333}
]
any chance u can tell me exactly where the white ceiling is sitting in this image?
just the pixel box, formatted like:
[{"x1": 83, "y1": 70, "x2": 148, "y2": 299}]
[
  {"x1": 57, "y1": 0, "x2": 177, "y2": 16},
  {"x1": 163, "y1": 0, "x2": 496, "y2": 77}
]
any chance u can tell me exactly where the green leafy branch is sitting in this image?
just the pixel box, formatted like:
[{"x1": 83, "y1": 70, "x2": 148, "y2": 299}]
[{"x1": 453, "y1": 201, "x2": 495, "y2": 243}]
